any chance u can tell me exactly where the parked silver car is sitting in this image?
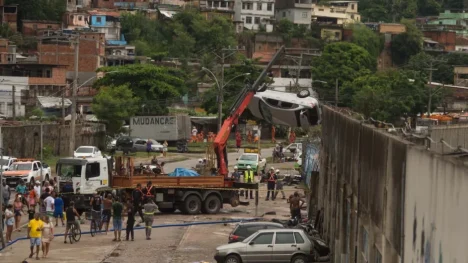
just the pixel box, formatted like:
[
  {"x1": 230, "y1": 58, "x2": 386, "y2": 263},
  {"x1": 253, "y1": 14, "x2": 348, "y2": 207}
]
[{"x1": 215, "y1": 229, "x2": 314, "y2": 263}]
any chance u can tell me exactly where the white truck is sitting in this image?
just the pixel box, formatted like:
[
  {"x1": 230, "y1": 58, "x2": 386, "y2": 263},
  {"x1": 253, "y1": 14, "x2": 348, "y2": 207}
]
[
  {"x1": 0, "y1": 156, "x2": 17, "y2": 171},
  {"x1": 129, "y1": 116, "x2": 191, "y2": 142},
  {"x1": 3, "y1": 159, "x2": 52, "y2": 186}
]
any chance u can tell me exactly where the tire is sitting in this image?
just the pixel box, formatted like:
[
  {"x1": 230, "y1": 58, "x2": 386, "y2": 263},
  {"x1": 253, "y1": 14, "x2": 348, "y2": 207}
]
[
  {"x1": 224, "y1": 254, "x2": 242, "y2": 263},
  {"x1": 291, "y1": 254, "x2": 308, "y2": 263},
  {"x1": 158, "y1": 207, "x2": 176, "y2": 213},
  {"x1": 201, "y1": 195, "x2": 221, "y2": 214},
  {"x1": 297, "y1": 89, "x2": 310, "y2": 98},
  {"x1": 73, "y1": 226, "x2": 81, "y2": 242},
  {"x1": 182, "y1": 195, "x2": 201, "y2": 215}
]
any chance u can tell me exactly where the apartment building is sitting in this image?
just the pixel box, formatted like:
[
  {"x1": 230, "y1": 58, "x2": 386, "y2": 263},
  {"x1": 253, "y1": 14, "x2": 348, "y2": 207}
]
[
  {"x1": 275, "y1": 0, "x2": 312, "y2": 27},
  {"x1": 22, "y1": 20, "x2": 62, "y2": 36},
  {"x1": 87, "y1": 10, "x2": 121, "y2": 41},
  {"x1": 199, "y1": 0, "x2": 235, "y2": 20},
  {"x1": 311, "y1": 0, "x2": 360, "y2": 25},
  {"x1": 237, "y1": 0, "x2": 275, "y2": 32},
  {"x1": 0, "y1": 0, "x2": 17, "y2": 33}
]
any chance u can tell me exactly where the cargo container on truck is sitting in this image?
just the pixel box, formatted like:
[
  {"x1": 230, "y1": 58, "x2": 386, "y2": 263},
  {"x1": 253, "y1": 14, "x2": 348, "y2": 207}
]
[{"x1": 130, "y1": 115, "x2": 191, "y2": 143}]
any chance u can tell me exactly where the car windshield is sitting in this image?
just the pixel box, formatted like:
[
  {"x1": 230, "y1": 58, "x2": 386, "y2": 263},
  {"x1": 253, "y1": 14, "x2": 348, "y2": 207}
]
[
  {"x1": 239, "y1": 155, "x2": 257, "y2": 161},
  {"x1": 58, "y1": 164, "x2": 82, "y2": 178},
  {"x1": 76, "y1": 147, "x2": 93, "y2": 153},
  {"x1": 10, "y1": 163, "x2": 32, "y2": 171},
  {"x1": 0, "y1": 159, "x2": 9, "y2": 166}
]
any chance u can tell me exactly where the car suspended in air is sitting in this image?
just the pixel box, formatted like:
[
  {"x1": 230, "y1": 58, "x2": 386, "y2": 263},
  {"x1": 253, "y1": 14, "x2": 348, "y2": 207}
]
[{"x1": 247, "y1": 89, "x2": 321, "y2": 128}]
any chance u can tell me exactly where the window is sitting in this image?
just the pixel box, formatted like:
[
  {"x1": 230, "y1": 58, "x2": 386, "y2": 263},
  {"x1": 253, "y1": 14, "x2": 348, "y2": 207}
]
[
  {"x1": 257, "y1": 3, "x2": 262, "y2": 10},
  {"x1": 275, "y1": 232, "x2": 295, "y2": 244},
  {"x1": 96, "y1": 17, "x2": 102, "y2": 23},
  {"x1": 246, "y1": 16, "x2": 252, "y2": 24},
  {"x1": 252, "y1": 233, "x2": 273, "y2": 244},
  {"x1": 242, "y1": 3, "x2": 252, "y2": 9},
  {"x1": 85, "y1": 163, "x2": 100, "y2": 179},
  {"x1": 282, "y1": 11, "x2": 286, "y2": 17},
  {"x1": 254, "y1": 17, "x2": 260, "y2": 24},
  {"x1": 351, "y1": 4, "x2": 355, "y2": 10},
  {"x1": 294, "y1": 232, "x2": 305, "y2": 243},
  {"x1": 302, "y1": 12, "x2": 308, "y2": 18},
  {"x1": 135, "y1": 140, "x2": 146, "y2": 145},
  {"x1": 33, "y1": 163, "x2": 38, "y2": 171},
  {"x1": 267, "y1": 3, "x2": 273, "y2": 11},
  {"x1": 208, "y1": 1, "x2": 213, "y2": 7},
  {"x1": 47, "y1": 25, "x2": 52, "y2": 29},
  {"x1": 221, "y1": 1, "x2": 226, "y2": 7},
  {"x1": 46, "y1": 70, "x2": 51, "y2": 78},
  {"x1": 78, "y1": 16, "x2": 83, "y2": 21}
]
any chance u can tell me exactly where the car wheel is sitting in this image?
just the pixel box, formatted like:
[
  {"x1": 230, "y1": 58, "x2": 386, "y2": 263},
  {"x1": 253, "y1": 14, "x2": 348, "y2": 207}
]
[
  {"x1": 182, "y1": 195, "x2": 201, "y2": 214},
  {"x1": 291, "y1": 254, "x2": 308, "y2": 263},
  {"x1": 201, "y1": 195, "x2": 221, "y2": 214},
  {"x1": 297, "y1": 89, "x2": 310, "y2": 98},
  {"x1": 224, "y1": 254, "x2": 242, "y2": 263}
]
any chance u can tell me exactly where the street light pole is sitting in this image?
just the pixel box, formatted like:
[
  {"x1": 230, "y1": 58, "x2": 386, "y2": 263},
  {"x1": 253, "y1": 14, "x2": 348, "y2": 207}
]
[
  {"x1": 69, "y1": 35, "x2": 79, "y2": 156},
  {"x1": 218, "y1": 53, "x2": 225, "y2": 132}
]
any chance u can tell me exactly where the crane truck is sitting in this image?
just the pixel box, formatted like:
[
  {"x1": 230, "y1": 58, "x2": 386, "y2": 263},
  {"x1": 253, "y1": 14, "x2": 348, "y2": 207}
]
[{"x1": 55, "y1": 46, "x2": 286, "y2": 214}]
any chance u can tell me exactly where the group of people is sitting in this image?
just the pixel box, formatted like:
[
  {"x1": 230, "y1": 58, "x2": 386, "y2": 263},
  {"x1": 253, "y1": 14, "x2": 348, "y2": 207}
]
[
  {"x1": 230, "y1": 166, "x2": 285, "y2": 200},
  {"x1": 190, "y1": 127, "x2": 217, "y2": 143}
]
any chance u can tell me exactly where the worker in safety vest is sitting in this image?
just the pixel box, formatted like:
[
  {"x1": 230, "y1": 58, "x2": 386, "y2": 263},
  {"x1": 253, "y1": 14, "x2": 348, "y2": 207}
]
[
  {"x1": 143, "y1": 181, "x2": 155, "y2": 202},
  {"x1": 265, "y1": 167, "x2": 277, "y2": 201},
  {"x1": 244, "y1": 165, "x2": 254, "y2": 199}
]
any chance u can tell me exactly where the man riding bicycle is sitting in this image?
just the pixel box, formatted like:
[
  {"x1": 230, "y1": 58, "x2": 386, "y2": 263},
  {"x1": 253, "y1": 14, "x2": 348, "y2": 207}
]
[{"x1": 89, "y1": 191, "x2": 102, "y2": 229}]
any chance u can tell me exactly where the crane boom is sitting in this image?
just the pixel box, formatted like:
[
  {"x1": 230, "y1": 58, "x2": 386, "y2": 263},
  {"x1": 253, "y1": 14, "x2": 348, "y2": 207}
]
[{"x1": 213, "y1": 45, "x2": 286, "y2": 176}]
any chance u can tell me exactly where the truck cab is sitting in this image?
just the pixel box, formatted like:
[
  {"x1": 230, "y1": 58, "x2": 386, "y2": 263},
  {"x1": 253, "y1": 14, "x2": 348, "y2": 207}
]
[
  {"x1": 0, "y1": 156, "x2": 17, "y2": 171},
  {"x1": 57, "y1": 157, "x2": 111, "y2": 196},
  {"x1": 3, "y1": 159, "x2": 51, "y2": 186}
]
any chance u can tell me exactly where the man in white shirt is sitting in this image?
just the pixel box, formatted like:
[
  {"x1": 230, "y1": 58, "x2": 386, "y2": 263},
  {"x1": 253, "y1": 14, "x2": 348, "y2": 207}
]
[
  {"x1": 191, "y1": 127, "x2": 197, "y2": 137},
  {"x1": 33, "y1": 181, "x2": 41, "y2": 198},
  {"x1": 44, "y1": 193, "x2": 55, "y2": 220}
]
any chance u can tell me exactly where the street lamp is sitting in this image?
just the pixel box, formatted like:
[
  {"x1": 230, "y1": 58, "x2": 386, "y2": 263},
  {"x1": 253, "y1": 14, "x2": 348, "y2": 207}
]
[
  {"x1": 69, "y1": 70, "x2": 119, "y2": 156},
  {"x1": 202, "y1": 67, "x2": 250, "y2": 131}
]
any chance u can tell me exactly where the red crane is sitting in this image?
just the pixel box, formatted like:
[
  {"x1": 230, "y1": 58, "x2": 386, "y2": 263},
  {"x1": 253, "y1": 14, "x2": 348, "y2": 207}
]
[{"x1": 213, "y1": 46, "x2": 286, "y2": 176}]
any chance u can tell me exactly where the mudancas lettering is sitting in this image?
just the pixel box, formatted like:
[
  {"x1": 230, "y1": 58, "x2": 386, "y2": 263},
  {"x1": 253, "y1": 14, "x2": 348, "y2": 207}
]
[{"x1": 132, "y1": 117, "x2": 176, "y2": 125}]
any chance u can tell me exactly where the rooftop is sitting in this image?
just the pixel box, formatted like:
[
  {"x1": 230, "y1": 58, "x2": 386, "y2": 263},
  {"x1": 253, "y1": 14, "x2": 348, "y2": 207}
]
[{"x1": 22, "y1": 20, "x2": 61, "y2": 24}]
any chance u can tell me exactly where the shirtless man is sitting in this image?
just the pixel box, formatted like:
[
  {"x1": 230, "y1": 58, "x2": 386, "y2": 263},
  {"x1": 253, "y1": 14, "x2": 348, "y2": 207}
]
[{"x1": 289, "y1": 191, "x2": 304, "y2": 220}]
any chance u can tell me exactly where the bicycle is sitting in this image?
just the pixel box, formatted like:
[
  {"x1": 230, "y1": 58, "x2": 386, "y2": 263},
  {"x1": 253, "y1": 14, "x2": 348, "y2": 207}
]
[
  {"x1": 89, "y1": 211, "x2": 102, "y2": 237},
  {"x1": 68, "y1": 221, "x2": 81, "y2": 243}
]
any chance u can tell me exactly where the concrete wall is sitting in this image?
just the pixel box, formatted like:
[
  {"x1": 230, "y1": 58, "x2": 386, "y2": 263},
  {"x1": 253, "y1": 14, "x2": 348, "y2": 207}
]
[
  {"x1": 318, "y1": 105, "x2": 468, "y2": 263},
  {"x1": 428, "y1": 124, "x2": 468, "y2": 153},
  {"x1": 318, "y1": 106, "x2": 406, "y2": 263},
  {"x1": 2, "y1": 123, "x2": 105, "y2": 158},
  {"x1": 404, "y1": 146, "x2": 468, "y2": 263}
]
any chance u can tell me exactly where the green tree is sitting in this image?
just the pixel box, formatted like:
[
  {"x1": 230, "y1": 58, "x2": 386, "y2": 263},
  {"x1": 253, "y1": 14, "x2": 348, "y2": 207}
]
[
  {"x1": 391, "y1": 19, "x2": 423, "y2": 65},
  {"x1": 348, "y1": 70, "x2": 426, "y2": 121},
  {"x1": 311, "y1": 42, "x2": 376, "y2": 103},
  {"x1": 351, "y1": 24, "x2": 383, "y2": 58},
  {"x1": 94, "y1": 64, "x2": 186, "y2": 115},
  {"x1": 6, "y1": 0, "x2": 66, "y2": 29},
  {"x1": 92, "y1": 85, "x2": 140, "y2": 135}
]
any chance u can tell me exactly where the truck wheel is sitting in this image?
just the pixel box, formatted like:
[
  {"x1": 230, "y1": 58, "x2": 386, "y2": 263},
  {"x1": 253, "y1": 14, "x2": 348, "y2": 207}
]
[
  {"x1": 201, "y1": 195, "x2": 221, "y2": 214},
  {"x1": 158, "y1": 207, "x2": 176, "y2": 213},
  {"x1": 182, "y1": 195, "x2": 201, "y2": 214}
]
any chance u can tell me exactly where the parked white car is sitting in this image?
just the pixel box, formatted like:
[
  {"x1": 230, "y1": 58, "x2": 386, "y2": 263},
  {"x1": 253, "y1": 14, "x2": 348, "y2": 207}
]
[
  {"x1": 74, "y1": 146, "x2": 102, "y2": 158},
  {"x1": 0, "y1": 156, "x2": 17, "y2": 171},
  {"x1": 3, "y1": 160, "x2": 51, "y2": 186}
]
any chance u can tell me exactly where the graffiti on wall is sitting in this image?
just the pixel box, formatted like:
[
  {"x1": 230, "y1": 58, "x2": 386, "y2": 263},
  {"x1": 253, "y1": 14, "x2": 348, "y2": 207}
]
[
  {"x1": 302, "y1": 142, "x2": 319, "y2": 187},
  {"x1": 412, "y1": 208, "x2": 445, "y2": 263}
]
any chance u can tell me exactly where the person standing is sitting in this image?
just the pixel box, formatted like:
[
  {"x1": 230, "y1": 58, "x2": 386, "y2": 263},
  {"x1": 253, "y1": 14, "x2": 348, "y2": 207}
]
[
  {"x1": 146, "y1": 139, "x2": 153, "y2": 157},
  {"x1": 33, "y1": 181, "x2": 41, "y2": 202},
  {"x1": 289, "y1": 130, "x2": 296, "y2": 144},
  {"x1": 231, "y1": 166, "x2": 241, "y2": 182},
  {"x1": 143, "y1": 181, "x2": 155, "y2": 203},
  {"x1": 125, "y1": 200, "x2": 135, "y2": 241},
  {"x1": 90, "y1": 191, "x2": 102, "y2": 229},
  {"x1": 102, "y1": 194, "x2": 113, "y2": 234},
  {"x1": 235, "y1": 131, "x2": 242, "y2": 153},
  {"x1": 27, "y1": 212, "x2": 44, "y2": 260},
  {"x1": 265, "y1": 167, "x2": 277, "y2": 201},
  {"x1": 53, "y1": 193, "x2": 64, "y2": 227},
  {"x1": 5, "y1": 204, "x2": 14, "y2": 242},
  {"x1": 132, "y1": 184, "x2": 144, "y2": 222},
  {"x1": 143, "y1": 199, "x2": 158, "y2": 240},
  {"x1": 2, "y1": 180, "x2": 11, "y2": 206},
  {"x1": 27, "y1": 185, "x2": 37, "y2": 212},
  {"x1": 112, "y1": 198, "x2": 123, "y2": 242},
  {"x1": 44, "y1": 192, "x2": 55, "y2": 220},
  {"x1": 13, "y1": 195, "x2": 23, "y2": 231},
  {"x1": 39, "y1": 188, "x2": 51, "y2": 216},
  {"x1": 16, "y1": 180, "x2": 29, "y2": 210},
  {"x1": 271, "y1": 126, "x2": 276, "y2": 143},
  {"x1": 289, "y1": 192, "x2": 304, "y2": 220},
  {"x1": 41, "y1": 215, "x2": 54, "y2": 258},
  {"x1": 163, "y1": 140, "x2": 168, "y2": 157},
  {"x1": 274, "y1": 169, "x2": 286, "y2": 200},
  {"x1": 244, "y1": 166, "x2": 254, "y2": 199}
]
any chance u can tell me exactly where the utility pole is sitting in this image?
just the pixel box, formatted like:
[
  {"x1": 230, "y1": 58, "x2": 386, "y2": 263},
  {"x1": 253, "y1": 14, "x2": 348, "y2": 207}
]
[
  {"x1": 424, "y1": 59, "x2": 446, "y2": 116},
  {"x1": 69, "y1": 35, "x2": 79, "y2": 156},
  {"x1": 11, "y1": 85, "x2": 15, "y2": 120},
  {"x1": 213, "y1": 47, "x2": 244, "y2": 132},
  {"x1": 335, "y1": 78, "x2": 339, "y2": 107},
  {"x1": 61, "y1": 87, "x2": 65, "y2": 124},
  {"x1": 0, "y1": 127, "x2": 4, "y2": 248}
]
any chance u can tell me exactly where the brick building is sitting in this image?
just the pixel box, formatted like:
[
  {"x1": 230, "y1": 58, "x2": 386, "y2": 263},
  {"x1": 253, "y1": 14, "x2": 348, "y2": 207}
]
[
  {"x1": 0, "y1": 38, "x2": 16, "y2": 64},
  {"x1": 37, "y1": 32, "x2": 106, "y2": 72},
  {"x1": 22, "y1": 20, "x2": 62, "y2": 36},
  {"x1": 0, "y1": 0, "x2": 17, "y2": 33},
  {"x1": 423, "y1": 30, "x2": 456, "y2": 51},
  {"x1": 63, "y1": 11, "x2": 90, "y2": 30}
]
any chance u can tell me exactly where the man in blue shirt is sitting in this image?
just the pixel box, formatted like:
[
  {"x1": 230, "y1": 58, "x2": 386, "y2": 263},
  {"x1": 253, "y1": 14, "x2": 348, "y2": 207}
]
[
  {"x1": 53, "y1": 192, "x2": 64, "y2": 227},
  {"x1": 15, "y1": 180, "x2": 29, "y2": 209}
]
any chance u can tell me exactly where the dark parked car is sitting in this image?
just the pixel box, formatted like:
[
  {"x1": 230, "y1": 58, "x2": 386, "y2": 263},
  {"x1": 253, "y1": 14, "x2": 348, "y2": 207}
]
[
  {"x1": 115, "y1": 136, "x2": 136, "y2": 154},
  {"x1": 228, "y1": 222, "x2": 284, "y2": 243}
]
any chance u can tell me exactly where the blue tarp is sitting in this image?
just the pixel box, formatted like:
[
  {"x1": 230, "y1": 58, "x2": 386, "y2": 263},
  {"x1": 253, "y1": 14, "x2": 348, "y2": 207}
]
[{"x1": 168, "y1": 168, "x2": 200, "y2": 177}]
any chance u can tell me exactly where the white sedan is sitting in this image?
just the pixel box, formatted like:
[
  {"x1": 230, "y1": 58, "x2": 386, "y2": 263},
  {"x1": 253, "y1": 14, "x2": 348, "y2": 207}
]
[{"x1": 74, "y1": 146, "x2": 102, "y2": 158}]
